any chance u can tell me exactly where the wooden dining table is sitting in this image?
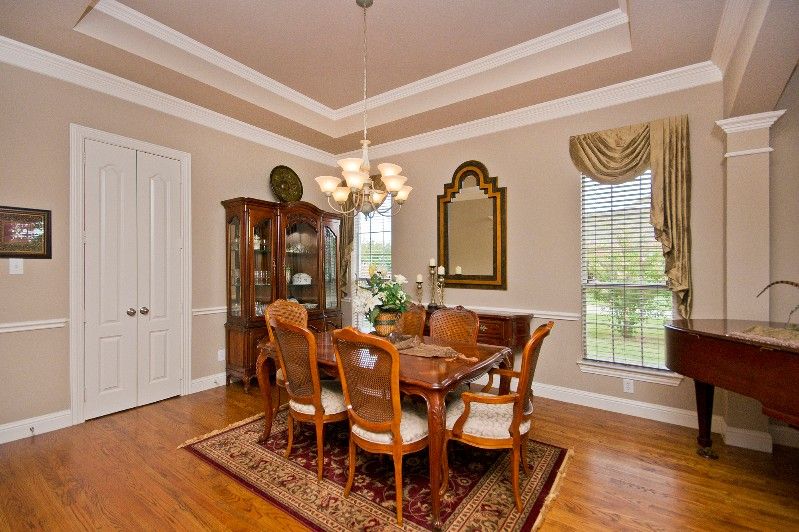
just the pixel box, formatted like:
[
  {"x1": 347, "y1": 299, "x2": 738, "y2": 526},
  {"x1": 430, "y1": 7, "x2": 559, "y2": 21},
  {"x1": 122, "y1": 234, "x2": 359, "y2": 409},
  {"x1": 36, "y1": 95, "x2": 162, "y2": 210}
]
[{"x1": 255, "y1": 332, "x2": 513, "y2": 528}]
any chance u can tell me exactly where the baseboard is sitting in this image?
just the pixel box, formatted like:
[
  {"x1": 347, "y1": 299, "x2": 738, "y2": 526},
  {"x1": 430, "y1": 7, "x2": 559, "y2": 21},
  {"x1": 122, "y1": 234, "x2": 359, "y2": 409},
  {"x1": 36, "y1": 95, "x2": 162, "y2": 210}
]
[
  {"x1": 0, "y1": 409, "x2": 73, "y2": 445},
  {"x1": 189, "y1": 372, "x2": 227, "y2": 394},
  {"x1": 770, "y1": 424, "x2": 799, "y2": 449},
  {"x1": 720, "y1": 422, "x2": 773, "y2": 453}
]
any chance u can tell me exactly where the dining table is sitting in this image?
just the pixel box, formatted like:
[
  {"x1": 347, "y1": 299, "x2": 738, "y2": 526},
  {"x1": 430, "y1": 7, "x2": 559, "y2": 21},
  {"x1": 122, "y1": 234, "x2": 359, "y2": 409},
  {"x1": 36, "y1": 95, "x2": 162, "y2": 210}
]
[{"x1": 255, "y1": 331, "x2": 513, "y2": 529}]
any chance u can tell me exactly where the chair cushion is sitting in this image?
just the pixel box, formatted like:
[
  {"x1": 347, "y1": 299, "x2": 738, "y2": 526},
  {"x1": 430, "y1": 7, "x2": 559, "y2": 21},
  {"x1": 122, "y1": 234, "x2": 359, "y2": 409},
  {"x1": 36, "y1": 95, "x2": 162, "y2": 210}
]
[
  {"x1": 289, "y1": 380, "x2": 347, "y2": 416},
  {"x1": 275, "y1": 367, "x2": 284, "y2": 386},
  {"x1": 352, "y1": 404, "x2": 429, "y2": 445},
  {"x1": 446, "y1": 392, "x2": 531, "y2": 440}
]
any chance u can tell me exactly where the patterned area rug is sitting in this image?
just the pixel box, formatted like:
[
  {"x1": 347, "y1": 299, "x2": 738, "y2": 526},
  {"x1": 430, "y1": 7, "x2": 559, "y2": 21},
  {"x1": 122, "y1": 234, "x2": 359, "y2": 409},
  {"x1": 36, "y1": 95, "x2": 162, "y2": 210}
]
[{"x1": 181, "y1": 410, "x2": 570, "y2": 531}]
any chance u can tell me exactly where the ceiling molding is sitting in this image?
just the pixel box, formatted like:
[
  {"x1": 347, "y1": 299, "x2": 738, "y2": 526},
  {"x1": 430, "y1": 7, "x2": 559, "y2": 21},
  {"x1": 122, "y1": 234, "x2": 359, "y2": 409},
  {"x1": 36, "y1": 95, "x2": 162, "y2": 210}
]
[
  {"x1": 79, "y1": 1, "x2": 630, "y2": 135},
  {"x1": 330, "y1": 8, "x2": 630, "y2": 120},
  {"x1": 716, "y1": 110, "x2": 786, "y2": 133},
  {"x1": 711, "y1": 0, "x2": 753, "y2": 73},
  {"x1": 359, "y1": 61, "x2": 723, "y2": 160},
  {"x1": 0, "y1": 35, "x2": 336, "y2": 165}
]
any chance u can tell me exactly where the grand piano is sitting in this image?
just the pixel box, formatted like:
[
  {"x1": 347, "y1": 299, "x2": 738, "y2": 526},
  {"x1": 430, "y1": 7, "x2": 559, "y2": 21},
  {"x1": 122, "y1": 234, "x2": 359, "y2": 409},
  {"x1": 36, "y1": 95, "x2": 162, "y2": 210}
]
[{"x1": 665, "y1": 319, "x2": 799, "y2": 458}]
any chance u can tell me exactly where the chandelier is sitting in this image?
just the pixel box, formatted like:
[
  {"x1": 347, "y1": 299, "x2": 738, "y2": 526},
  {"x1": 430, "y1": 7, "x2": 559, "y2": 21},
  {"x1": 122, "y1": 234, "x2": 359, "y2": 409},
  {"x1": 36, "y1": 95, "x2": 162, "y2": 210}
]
[{"x1": 315, "y1": 0, "x2": 412, "y2": 218}]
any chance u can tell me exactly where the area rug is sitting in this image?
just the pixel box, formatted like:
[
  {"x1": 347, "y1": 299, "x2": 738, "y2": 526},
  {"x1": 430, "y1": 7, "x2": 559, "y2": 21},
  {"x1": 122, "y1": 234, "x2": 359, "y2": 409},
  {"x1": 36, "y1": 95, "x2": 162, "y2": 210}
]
[{"x1": 181, "y1": 410, "x2": 571, "y2": 531}]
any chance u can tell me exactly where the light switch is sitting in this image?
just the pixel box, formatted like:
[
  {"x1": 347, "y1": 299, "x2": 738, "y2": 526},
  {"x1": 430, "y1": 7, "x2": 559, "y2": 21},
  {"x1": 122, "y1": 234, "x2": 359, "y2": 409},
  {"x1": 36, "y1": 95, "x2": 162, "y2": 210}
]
[{"x1": 9, "y1": 259, "x2": 23, "y2": 275}]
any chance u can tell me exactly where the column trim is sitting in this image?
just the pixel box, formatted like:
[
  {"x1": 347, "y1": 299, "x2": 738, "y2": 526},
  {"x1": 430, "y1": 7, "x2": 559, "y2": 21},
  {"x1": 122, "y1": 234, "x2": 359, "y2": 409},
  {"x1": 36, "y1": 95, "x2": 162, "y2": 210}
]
[{"x1": 716, "y1": 110, "x2": 785, "y2": 133}]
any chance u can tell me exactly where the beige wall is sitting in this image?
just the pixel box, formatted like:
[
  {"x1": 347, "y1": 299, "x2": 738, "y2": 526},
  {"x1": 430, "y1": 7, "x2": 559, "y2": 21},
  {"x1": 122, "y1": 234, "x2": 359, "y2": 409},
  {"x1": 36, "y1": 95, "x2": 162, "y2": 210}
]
[
  {"x1": 770, "y1": 66, "x2": 799, "y2": 324},
  {"x1": 391, "y1": 82, "x2": 726, "y2": 412},
  {"x1": 0, "y1": 63, "x2": 330, "y2": 424}
]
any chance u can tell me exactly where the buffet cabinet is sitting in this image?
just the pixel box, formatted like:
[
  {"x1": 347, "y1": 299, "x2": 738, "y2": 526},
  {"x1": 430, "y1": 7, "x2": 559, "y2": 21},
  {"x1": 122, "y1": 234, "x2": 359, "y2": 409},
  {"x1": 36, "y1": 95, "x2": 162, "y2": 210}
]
[{"x1": 222, "y1": 198, "x2": 342, "y2": 390}]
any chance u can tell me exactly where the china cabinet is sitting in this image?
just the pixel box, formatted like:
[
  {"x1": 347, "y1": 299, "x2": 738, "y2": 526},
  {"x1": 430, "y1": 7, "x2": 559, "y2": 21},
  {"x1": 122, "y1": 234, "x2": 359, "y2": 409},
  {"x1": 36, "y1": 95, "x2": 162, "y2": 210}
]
[{"x1": 222, "y1": 198, "x2": 342, "y2": 390}]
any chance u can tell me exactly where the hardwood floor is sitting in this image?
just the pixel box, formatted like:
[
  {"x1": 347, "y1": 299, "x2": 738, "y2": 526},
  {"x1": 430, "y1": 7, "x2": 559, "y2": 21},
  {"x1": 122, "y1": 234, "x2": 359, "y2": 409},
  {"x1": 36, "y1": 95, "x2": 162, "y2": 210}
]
[{"x1": 1, "y1": 384, "x2": 798, "y2": 530}]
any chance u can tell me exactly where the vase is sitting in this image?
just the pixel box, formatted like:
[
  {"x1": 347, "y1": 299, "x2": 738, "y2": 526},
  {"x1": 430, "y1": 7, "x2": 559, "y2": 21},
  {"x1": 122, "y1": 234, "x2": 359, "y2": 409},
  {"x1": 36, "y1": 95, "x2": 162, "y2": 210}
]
[{"x1": 373, "y1": 311, "x2": 401, "y2": 336}]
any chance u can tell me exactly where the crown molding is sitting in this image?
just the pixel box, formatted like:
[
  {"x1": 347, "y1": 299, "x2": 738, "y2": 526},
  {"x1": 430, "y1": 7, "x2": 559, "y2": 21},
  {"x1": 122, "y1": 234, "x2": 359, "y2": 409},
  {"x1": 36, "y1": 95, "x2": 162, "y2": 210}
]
[
  {"x1": 710, "y1": 0, "x2": 753, "y2": 73},
  {"x1": 359, "y1": 61, "x2": 723, "y2": 160},
  {"x1": 716, "y1": 110, "x2": 786, "y2": 133},
  {"x1": 0, "y1": 35, "x2": 336, "y2": 165},
  {"x1": 92, "y1": 0, "x2": 335, "y2": 118},
  {"x1": 331, "y1": 8, "x2": 630, "y2": 120}
]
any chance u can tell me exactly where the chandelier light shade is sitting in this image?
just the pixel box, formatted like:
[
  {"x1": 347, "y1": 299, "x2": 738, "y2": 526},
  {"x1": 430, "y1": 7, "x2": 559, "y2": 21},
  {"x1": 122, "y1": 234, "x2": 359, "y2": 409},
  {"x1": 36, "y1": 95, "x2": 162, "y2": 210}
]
[{"x1": 315, "y1": 0, "x2": 412, "y2": 218}]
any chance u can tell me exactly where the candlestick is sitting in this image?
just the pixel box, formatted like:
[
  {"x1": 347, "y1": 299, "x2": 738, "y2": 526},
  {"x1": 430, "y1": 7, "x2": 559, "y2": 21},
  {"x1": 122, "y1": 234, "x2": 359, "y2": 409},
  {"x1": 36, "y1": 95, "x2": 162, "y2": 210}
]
[
  {"x1": 415, "y1": 281, "x2": 423, "y2": 304},
  {"x1": 437, "y1": 272, "x2": 446, "y2": 307},
  {"x1": 428, "y1": 264, "x2": 438, "y2": 307}
]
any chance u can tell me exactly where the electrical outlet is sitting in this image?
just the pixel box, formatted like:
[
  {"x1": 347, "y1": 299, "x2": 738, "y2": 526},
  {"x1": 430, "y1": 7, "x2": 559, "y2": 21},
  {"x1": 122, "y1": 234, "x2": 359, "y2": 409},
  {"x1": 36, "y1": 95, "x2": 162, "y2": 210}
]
[
  {"x1": 9, "y1": 259, "x2": 23, "y2": 274},
  {"x1": 217, "y1": 348, "x2": 226, "y2": 362},
  {"x1": 623, "y1": 378, "x2": 634, "y2": 394}
]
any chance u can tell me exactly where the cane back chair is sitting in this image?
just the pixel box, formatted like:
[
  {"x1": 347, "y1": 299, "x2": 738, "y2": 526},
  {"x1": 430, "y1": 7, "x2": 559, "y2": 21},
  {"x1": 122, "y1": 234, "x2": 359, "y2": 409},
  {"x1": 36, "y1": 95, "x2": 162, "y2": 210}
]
[
  {"x1": 429, "y1": 305, "x2": 479, "y2": 345},
  {"x1": 441, "y1": 321, "x2": 554, "y2": 511},
  {"x1": 397, "y1": 303, "x2": 427, "y2": 337},
  {"x1": 271, "y1": 316, "x2": 347, "y2": 480},
  {"x1": 332, "y1": 327, "x2": 429, "y2": 526}
]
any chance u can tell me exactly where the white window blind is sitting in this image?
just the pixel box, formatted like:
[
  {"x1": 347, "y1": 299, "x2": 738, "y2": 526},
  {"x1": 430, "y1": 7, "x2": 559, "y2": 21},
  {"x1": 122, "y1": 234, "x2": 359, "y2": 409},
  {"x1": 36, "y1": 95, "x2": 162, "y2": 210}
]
[
  {"x1": 580, "y1": 171, "x2": 673, "y2": 369},
  {"x1": 352, "y1": 199, "x2": 392, "y2": 330}
]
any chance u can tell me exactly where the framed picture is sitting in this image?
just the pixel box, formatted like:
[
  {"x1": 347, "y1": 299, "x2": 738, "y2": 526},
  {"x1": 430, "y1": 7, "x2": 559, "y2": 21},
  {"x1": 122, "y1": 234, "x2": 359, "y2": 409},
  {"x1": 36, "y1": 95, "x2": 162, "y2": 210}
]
[{"x1": 0, "y1": 206, "x2": 52, "y2": 259}]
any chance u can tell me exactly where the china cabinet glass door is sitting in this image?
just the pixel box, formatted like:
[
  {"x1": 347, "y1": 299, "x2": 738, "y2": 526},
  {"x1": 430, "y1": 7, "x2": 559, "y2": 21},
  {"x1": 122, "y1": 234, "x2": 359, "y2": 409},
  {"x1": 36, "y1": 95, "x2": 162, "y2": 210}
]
[
  {"x1": 285, "y1": 221, "x2": 319, "y2": 310},
  {"x1": 227, "y1": 217, "x2": 241, "y2": 316},
  {"x1": 252, "y1": 217, "x2": 273, "y2": 317},
  {"x1": 324, "y1": 226, "x2": 339, "y2": 310}
]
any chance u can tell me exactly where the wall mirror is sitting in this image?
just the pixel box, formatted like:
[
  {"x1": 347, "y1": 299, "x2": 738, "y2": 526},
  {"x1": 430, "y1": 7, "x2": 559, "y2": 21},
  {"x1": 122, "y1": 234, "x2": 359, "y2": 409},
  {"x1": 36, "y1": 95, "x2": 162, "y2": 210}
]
[{"x1": 437, "y1": 160, "x2": 507, "y2": 290}]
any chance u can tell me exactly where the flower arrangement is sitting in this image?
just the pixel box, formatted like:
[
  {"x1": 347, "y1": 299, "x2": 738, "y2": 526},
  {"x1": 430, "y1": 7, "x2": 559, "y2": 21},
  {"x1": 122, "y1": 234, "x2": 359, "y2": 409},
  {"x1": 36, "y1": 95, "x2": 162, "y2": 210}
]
[{"x1": 352, "y1": 265, "x2": 410, "y2": 326}]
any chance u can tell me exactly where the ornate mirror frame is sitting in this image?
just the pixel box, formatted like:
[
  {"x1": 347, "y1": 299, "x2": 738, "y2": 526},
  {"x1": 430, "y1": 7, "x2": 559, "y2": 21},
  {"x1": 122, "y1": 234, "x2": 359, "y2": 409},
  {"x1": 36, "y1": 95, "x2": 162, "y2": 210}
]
[{"x1": 437, "y1": 160, "x2": 507, "y2": 290}]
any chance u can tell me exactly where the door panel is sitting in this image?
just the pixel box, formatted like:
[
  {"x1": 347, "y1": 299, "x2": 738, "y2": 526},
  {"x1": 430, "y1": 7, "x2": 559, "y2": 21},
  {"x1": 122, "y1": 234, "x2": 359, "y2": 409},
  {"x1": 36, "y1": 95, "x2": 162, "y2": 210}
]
[
  {"x1": 136, "y1": 151, "x2": 182, "y2": 405},
  {"x1": 84, "y1": 139, "x2": 138, "y2": 419}
]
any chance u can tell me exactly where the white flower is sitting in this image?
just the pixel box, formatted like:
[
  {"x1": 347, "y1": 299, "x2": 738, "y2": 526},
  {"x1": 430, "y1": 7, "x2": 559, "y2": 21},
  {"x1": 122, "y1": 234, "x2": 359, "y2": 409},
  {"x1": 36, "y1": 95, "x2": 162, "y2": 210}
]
[
  {"x1": 394, "y1": 274, "x2": 408, "y2": 285},
  {"x1": 352, "y1": 290, "x2": 383, "y2": 315}
]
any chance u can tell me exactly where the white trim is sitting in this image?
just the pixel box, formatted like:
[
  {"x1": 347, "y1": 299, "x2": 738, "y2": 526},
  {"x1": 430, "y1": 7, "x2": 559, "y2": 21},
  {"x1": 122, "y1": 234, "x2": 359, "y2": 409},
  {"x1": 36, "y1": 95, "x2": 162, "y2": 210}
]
[
  {"x1": 724, "y1": 147, "x2": 773, "y2": 158},
  {"x1": 192, "y1": 306, "x2": 227, "y2": 316},
  {"x1": 577, "y1": 360, "x2": 684, "y2": 386},
  {"x1": 332, "y1": 9, "x2": 630, "y2": 119},
  {"x1": 532, "y1": 381, "x2": 726, "y2": 434},
  {"x1": 0, "y1": 36, "x2": 334, "y2": 166},
  {"x1": 189, "y1": 372, "x2": 228, "y2": 394},
  {"x1": 720, "y1": 422, "x2": 773, "y2": 453},
  {"x1": 710, "y1": 0, "x2": 753, "y2": 73},
  {"x1": 0, "y1": 410, "x2": 72, "y2": 445},
  {"x1": 358, "y1": 61, "x2": 723, "y2": 160},
  {"x1": 0, "y1": 318, "x2": 68, "y2": 334},
  {"x1": 770, "y1": 424, "x2": 799, "y2": 449},
  {"x1": 69, "y1": 124, "x2": 193, "y2": 425},
  {"x1": 716, "y1": 110, "x2": 786, "y2": 133}
]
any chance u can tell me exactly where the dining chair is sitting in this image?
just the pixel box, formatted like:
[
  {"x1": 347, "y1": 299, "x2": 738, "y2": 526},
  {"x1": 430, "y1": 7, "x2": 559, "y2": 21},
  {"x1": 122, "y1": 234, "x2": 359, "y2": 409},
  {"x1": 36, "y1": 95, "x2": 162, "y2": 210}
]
[
  {"x1": 265, "y1": 299, "x2": 308, "y2": 408},
  {"x1": 429, "y1": 305, "x2": 479, "y2": 345},
  {"x1": 441, "y1": 321, "x2": 554, "y2": 511},
  {"x1": 332, "y1": 327, "x2": 430, "y2": 526},
  {"x1": 397, "y1": 303, "x2": 426, "y2": 337},
  {"x1": 271, "y1": 316, "x2": 347, "y2": 480}
]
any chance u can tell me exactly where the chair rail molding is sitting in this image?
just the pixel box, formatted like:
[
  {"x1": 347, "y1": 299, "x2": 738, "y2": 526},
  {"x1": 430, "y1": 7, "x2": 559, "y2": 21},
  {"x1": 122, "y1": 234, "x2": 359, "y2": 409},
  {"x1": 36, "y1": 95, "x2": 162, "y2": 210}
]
[
  {"x1": 0, "y1": 318, "x2": 68, "y2": 334},
  {"x1": 192, "y1": 306, "x2": 227, "y2": 316}
]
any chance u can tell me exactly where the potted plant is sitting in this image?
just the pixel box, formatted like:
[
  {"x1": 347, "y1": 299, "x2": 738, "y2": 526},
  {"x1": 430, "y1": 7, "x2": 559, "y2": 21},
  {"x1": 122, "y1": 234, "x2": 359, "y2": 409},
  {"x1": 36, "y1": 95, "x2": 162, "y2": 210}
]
[{"x1": 353, "y1": 266, "x2": 410, "y2": 336}]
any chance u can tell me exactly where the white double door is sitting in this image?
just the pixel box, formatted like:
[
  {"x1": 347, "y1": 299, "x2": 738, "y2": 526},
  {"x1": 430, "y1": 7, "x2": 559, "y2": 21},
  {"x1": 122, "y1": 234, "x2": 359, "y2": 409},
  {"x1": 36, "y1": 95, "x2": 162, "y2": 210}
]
[{"x1": 83, "y1": 139, "x2": 183, "y2": 420}]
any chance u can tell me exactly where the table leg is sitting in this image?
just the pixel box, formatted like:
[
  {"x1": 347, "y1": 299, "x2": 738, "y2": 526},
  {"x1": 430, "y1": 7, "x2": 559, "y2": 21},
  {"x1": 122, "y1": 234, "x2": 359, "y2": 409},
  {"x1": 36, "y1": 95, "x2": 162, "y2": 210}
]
[
  {"x1": 425, "y1": 390, "x2": 446, "y2": 529},
  {"x1": 694, "y1": 380, "x2": 718, "y2": 459},
  {"x1": 256, "y1": 354, "x2": 274, "y2": 443}
]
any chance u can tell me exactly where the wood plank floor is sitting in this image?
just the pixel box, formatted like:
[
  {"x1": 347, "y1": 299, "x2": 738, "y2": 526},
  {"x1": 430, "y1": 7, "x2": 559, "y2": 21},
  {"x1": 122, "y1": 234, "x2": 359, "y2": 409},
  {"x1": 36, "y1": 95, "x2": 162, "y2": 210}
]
[{"x1": 1, "y1": 384, "x2": 798, "y2": 530}]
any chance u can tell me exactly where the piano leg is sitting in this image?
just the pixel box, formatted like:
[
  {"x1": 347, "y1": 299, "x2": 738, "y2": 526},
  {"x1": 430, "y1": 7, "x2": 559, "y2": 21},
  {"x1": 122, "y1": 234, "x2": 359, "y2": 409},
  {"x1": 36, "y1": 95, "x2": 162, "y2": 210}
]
[{"x1": 695, "y1": 380, "x2": 718, "y2": 459}]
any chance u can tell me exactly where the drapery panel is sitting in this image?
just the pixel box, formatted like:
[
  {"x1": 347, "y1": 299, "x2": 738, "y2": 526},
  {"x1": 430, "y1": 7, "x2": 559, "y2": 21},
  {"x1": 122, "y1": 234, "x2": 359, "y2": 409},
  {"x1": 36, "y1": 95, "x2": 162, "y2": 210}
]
[{"x1": 569, "y1": 115, "x2": 692, "y2": 318}]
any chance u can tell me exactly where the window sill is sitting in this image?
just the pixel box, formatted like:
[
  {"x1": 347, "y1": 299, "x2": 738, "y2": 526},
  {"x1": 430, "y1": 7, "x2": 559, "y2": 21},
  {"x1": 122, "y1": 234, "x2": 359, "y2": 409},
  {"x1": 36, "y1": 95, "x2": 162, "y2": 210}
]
[{"x1": 577, "y1": 360, "x2": 684, "y2": 386}]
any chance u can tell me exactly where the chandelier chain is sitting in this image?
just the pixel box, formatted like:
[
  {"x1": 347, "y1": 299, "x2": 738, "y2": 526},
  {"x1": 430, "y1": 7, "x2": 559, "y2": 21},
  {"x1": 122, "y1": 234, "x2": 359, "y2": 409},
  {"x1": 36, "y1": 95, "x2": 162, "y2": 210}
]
[{"x1": 362, "y1": 4, "x2": 368, "y2": 142}]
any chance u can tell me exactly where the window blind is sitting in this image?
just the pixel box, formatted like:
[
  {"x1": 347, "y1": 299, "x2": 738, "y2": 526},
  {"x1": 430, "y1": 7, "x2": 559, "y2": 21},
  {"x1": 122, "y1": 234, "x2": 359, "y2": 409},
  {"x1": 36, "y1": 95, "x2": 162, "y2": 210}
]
[
  {"x1": 580, "y1": 171, "x2": 673, "y2": 369},
  {"x1": 353, "y1": 198, "x2": 392, "y2": 331}
]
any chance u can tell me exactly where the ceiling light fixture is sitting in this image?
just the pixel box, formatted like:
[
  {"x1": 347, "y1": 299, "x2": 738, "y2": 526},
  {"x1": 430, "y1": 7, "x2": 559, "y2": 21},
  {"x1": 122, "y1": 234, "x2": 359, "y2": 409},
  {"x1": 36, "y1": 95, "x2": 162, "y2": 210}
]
[{"x1": 315, "y1": 0, "x2": 412, "y2": 218}]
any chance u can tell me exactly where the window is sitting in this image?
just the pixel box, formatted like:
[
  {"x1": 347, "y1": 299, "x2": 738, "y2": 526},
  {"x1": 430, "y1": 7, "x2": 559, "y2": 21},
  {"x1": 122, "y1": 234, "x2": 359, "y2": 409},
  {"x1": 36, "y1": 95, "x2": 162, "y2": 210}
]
[
  {"x1": 352, "y1": 198, "x2": 392, "y2": 329},
  {"x1": 581, "y1": 171, "x2": 673, "y2": 370}
]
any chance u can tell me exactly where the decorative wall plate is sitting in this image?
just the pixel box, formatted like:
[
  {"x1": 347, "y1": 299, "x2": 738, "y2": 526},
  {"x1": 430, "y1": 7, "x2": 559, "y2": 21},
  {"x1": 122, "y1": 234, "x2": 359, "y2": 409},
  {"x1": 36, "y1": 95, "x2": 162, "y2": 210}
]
[{"x1": 270, "y1": 166, "x2": 303, "y2": 202}]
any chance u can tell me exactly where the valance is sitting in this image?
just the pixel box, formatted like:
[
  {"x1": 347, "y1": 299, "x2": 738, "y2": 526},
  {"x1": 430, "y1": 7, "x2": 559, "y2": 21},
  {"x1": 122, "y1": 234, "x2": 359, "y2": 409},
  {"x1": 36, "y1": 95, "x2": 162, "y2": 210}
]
[{"x1": 569, "y1": 115, "x2": 692, "y2": 318}]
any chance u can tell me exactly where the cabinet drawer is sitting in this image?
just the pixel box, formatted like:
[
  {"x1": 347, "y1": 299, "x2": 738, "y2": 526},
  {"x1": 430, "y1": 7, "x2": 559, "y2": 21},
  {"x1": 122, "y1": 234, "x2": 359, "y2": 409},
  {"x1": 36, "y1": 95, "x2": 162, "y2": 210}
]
[{"x1": 477, "y1": 318, "x2": 510, "y2": 346}]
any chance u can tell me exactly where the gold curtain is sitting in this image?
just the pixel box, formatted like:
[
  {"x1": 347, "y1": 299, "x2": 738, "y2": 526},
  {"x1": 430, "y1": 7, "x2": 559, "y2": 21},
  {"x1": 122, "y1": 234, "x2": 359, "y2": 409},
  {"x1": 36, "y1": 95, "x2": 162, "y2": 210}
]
[{"x1": 568, "y1": 115, "x2": 692, "y2": 318}]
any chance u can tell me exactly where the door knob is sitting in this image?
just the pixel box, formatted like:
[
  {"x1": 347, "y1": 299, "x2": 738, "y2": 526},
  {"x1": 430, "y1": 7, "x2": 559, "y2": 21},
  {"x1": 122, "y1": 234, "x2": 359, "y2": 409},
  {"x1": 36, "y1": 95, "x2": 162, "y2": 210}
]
[
  {"x1": 139, "y1": 306, "x2": 150, "y2": 315},
  {"x1": 126, "y1": 308, "x2": 136, "y2": 316}
]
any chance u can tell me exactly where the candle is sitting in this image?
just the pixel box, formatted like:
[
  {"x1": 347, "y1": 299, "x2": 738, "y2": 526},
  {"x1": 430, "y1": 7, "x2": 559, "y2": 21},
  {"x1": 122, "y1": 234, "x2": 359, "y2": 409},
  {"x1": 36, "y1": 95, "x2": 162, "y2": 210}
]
[
  {"x1": 429, "y1": 258, "x2": 436, "y2": 266},
  {"x1": 416, "y1": 273, "x2": 423, "y2": 283},
  {"x1": 437, "y1": 266, "x2": 445, "y2": 275},
  {"x1": 455, "y1": 266, "x2": 462, "y2": 275}
]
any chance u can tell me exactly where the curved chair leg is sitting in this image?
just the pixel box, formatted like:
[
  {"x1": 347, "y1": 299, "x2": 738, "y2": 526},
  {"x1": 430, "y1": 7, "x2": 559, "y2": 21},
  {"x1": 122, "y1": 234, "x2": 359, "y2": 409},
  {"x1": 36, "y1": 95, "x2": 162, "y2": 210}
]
[
  {"x1": 315, "y1": 420, "x2": 325, "y2": 480},
  {"x1": 511, "y1": 443, "x2": 522, "y2": 512},
  {"x1": 344, "y1": 438, "x2": 356, "y2": 496},
  {"x1": 521, "y1": 432, "x2": 531, "y2": 476},
  {"x1": 440, "y1": 436, "x2": 450, "y2": 496},
  {"x1": 284, "y1": 413, "x2": 294, "y2": 458},
  {"x1": 393, "y1": 451, "x2": 403, "y2": 526}
]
